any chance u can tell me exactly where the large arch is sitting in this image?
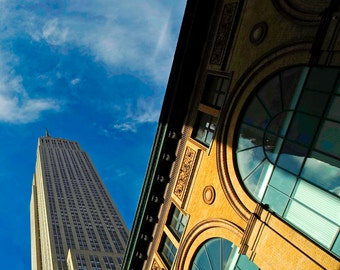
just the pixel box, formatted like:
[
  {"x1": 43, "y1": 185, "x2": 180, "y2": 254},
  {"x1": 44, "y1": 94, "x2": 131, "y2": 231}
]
[
  {"x1": 175, "y1": 219, "x2": 243, "y2": 270},
  {"x1": 216, "y1": 42, "x2": 313, "y2": 221},
  {"x1": 216, "y1": 43, "x2": 340, "y2": 258}
]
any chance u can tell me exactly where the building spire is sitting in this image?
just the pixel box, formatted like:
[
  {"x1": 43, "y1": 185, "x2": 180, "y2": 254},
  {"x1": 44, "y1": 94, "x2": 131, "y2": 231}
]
[{"x1": 45, "y1": 128, "x2": 50, "y2": 137}]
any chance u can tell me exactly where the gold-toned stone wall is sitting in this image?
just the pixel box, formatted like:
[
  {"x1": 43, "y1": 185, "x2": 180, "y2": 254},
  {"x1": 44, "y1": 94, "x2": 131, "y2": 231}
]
[{"x1": 145, "y1": 0, "x2": 340, "y2": 269}]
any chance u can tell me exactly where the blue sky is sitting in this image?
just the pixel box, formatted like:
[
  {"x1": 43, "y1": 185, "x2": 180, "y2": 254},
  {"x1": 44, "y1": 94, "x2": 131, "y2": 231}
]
[{"x1": 0, "y1": 1, "x2": 185, "y2": 268}]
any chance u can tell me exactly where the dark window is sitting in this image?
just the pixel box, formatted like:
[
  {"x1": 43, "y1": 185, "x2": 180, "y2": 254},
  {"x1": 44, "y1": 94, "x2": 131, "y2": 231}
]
[
  {"x1": 167, "y1": 205, "x2": 188, "y2": 240},
  {"x1": 193, "y1": 112, "x2": 218, "y2": 147},
  {"x1": 159, "y1": 235, "x2": 177, "y2": 269},
  {"x1": 192, "y1": 74, "x2": 230, "y2": 147},
  {"x1": 201, "y1": 75, "x2": 230, "y2": 109}
]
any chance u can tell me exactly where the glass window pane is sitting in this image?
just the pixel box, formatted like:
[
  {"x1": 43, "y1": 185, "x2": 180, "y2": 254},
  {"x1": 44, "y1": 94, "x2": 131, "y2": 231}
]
[
  {"x1": 193, "y1": 245, "x2": 213, "y2": 270},
  {"x1": 262, "y1": 186, "x2": 289, "y2": 215},
  {"x1": 235, "y1": 254, "x2": 260, "y2": 270},
  {"x1": 238, "y1": 124, "x2": 263, "y2": 151},
  {"x1": 194, "y1": 113, "x2": 217, "y2": 146},
  {"x1": 257, "y1": 75, "x2": 282, "y2": 117},
  {"x1": 293, "y1": 180, "x2": 340, "y2": 225},
  {"x1": 285, "y1": 200, "x2": 338, "y2": 248},
  {"x1": 331, "y1": 233, "x2": 340, "y2": 257},
  {"x1": 168, "y1": 206, "x2": 188, "y2": 239},
  {"x1": 202, "y1": 75, "x2": 230, "y2": 109},
  {"x1": 305, "y1": 67, "x2": 339, "y2": 93},
  {"x1": 237, "y1": 146, "x2": 264, "y2": 180},
  {"x1": 205, "y1": 239, "x2": 221, "y2": 270},
  {"x1": 327, "y1": 96, "x2": 340, "y2": 121},
  {"x1": 244, "y1": 160, "x2": 274, "y2": 200},
  {"x1": 297, "y1": 90, "x2": 329, "y2": 116},
  {"x1": 277, "y1": 142, "x2": 307, "y2": 174},
  {"x1": 265, "y1": 111, "x2": 287, "y2": 136},
  {"x1": 301, "y1": 151, "x2": 340, "y2": 196},
  {"x1": 264, "y1": 133, "x2": 283, "y2": 163},
  {"x1": 280, "y1": 67, "x2": 308, "y2": 110},
  {"x1": 190, "y1": 238, "x2": 259, "y2": 270},
  {"x1": 160, "y1": 235, "x2": 177, "y2": 268},
  {"x1": 315, "y1": 120, "x2": 340, "y2": 159},
  {"x1": 243, "y1": 96, "x2": 270, "y2": 129},
  {"x1": 236, "y1": 66, "x2": 340, "y2": 256},
  {"x1": 269, "y1": 167, "x2": 297, "y2": 196},
  {"x1": 286, "y1": 112, "x2": 319, "y2": 146}
]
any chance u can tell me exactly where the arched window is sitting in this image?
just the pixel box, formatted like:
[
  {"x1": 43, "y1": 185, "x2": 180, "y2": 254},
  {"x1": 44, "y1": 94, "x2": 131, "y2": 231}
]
[
  {"x1": 191, "y1": 238, "x2": 259, "y2": 270},
  {"x1": 236, "y1": 66, "x2": 340, "y2": 257}
]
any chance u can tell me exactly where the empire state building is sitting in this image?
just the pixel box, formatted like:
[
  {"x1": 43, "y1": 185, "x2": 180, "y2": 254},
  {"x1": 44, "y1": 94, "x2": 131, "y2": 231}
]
[{"x1": 30, "y1": 132, "x2": 129, "y2": 269}]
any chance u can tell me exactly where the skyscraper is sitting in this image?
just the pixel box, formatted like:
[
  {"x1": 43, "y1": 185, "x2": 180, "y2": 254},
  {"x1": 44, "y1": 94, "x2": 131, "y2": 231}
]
[{"x1": 30, "y1": 132, "x2": 129, "y2": 270}]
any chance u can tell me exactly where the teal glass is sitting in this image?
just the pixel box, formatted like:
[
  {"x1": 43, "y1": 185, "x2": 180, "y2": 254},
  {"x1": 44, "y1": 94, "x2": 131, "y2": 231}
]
[{"x1": 235, "y1": 66, "x2": 340, "y2": 257}]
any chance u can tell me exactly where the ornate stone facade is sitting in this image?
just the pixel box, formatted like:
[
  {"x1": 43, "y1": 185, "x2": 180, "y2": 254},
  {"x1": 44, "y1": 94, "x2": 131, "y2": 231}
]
[{"x1": 174, "y1": 147, "x2": 197, "y2": 202}]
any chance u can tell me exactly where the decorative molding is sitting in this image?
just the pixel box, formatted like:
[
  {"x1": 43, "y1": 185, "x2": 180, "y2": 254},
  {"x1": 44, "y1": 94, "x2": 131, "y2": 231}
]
[
  {"x1": 151, "y1": 259, "x2": 163, "y2": 270},
  {"x1": 175, "y1": 219, "x2": 244, "y2": 270},
  {"x1": 271, "y1": 0, "x2": 325, "y2": 25},
  {"x1": 174, "y1": 147, "x2": 198, "y2": 203},
  {"x1": 239, "y1": 209, "x2": 260, "y2": 254},
  {"x1": 203, "y1": 185, "x2": 216, "y2": 205},
  {"x1": 250, "y1": 22, "x2": 268, "y2": 45},
  {"x1": 210, "y1": 2, "x2": 238, "y2": 65}
]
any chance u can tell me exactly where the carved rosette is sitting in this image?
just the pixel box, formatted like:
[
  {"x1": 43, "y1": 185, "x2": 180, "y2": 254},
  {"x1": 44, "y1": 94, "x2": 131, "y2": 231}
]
[
  {"x1": 210, "y1": 2, "x2": 238, "y2": 65},
  {"x1": 174, "y1": 147, "x2": 197, "y2": 202},
  {"x1": 151, "y1": 259, "x2": 163, "y2": 270}
]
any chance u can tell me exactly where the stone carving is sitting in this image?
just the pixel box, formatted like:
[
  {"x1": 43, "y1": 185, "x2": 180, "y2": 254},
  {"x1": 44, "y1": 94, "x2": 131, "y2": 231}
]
[
  {"x1": 203, "y1": 185, "x2": 216, "y2": 205},
  {"x1": 210, "y1": 2, "x2": 238, "y2": 65},
  {"x1": 174, "y1": 147, "x2": 197, "y2": 201},
  {"x1": 250, "y1": 22, "x2": 268, "y2": 45},
  {"x1": 151, "y1": 259, "x2": 163, "y2": 270}
]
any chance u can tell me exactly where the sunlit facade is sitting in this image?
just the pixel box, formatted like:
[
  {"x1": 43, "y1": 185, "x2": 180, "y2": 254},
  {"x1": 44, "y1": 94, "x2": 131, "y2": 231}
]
[
  {"x1": 122, "y1": 0, "x2": 340, "y2": 269},
  {"x1": 30, "y1": 134, "x2": 129, "y2": 269}
]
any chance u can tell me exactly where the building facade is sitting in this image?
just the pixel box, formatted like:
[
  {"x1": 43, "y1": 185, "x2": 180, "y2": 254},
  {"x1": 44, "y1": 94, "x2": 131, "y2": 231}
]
[
  {"x1": 122, "y1": 0, "x2": 340, "y2": 269},
  {"x1": 30, "y1": 133, "x2": 129, "y2": 269}
]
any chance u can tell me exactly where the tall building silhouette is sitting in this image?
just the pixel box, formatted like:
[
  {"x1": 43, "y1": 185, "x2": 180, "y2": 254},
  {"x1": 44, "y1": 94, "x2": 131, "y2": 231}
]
[{"x1": 30, "y1": 133, "x2": 129, "y2": 269}]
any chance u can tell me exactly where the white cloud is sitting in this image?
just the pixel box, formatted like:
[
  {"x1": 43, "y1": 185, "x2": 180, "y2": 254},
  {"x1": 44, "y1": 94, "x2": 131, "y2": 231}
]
[
  {"x1": 132, "y1": 97, "x2": 160, "y2": 123},
  {"x1": 0, "y1": 50, "x2": 60, "y2": 123},
  {"x1": 20, "y1": 0, "x2": 185, "y2": 85},
  {"x1": 112, "y1": 122, "x2": 137, "y2": 133},
  {"x1": 70, "y1": 78, "x2": 81, "y2": 86},
  {"x1": 41, "y1": 18, "x2": 69, "y2": 46},
  {"x1": 0, "y1": 0, "x2": 185, "y2": 123}
]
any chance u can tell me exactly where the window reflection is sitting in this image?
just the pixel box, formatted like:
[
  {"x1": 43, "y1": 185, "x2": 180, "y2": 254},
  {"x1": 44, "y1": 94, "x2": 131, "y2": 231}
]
[
  {"x1": 236, "y1": 66, "x2": 340, "y2": 257},
  {"x1": 159, "y1": 235, "x2": 177, "y2": 269},
  {"x1": 167, "y1": 205, "x2": 188, "y2": 240},
  {"x1": 194, "y1": 112, "x2": 217, "y2": 147},
  {"x1": 191, "y1": 238, "x2": 259, "y2": 270}
]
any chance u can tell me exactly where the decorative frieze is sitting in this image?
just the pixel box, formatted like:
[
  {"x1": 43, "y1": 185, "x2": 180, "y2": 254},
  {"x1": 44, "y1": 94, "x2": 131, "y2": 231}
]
[
  {"x1": 210, "y1": 2, "x2": 238, "y2": 65},
  {"x1": 174, "y1": 147, "x2": 198, "y2": 202}
]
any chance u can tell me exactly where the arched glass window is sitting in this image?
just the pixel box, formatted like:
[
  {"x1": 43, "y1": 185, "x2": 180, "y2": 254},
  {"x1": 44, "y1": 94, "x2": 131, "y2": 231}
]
[
  {"x1": 191, "y1": 238, "x2": 259, "y2": 270},
  {"x1": 236, "y1": 66, "x2": 340, "y2": 257}
]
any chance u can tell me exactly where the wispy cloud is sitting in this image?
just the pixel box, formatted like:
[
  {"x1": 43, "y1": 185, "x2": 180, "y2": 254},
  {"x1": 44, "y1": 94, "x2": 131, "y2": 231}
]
[
  {"x1": 0, "y1": 50, "x2": 60, "y2": 123},
  {"x1": 0, "y1": 0, "x2": 184, "y2": 125},
  {"x1": 19, "y1": 1, "x2": 184, "y2": 85},
  {"x1": 70, "y1": 78, "x2": 81, "y2": 86},
  {"x1": 112, "y1": 122, "x2": 137, "y2": 133},
  {"x1": 130, "y1": 97, "x2": 160, "y2": 123},
  {"x1": 110, "y1": 96, "x2": 161, "y2": 133},
  {"x1": 41, "y1": 18, "x2": 69, "y2": 46}
]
